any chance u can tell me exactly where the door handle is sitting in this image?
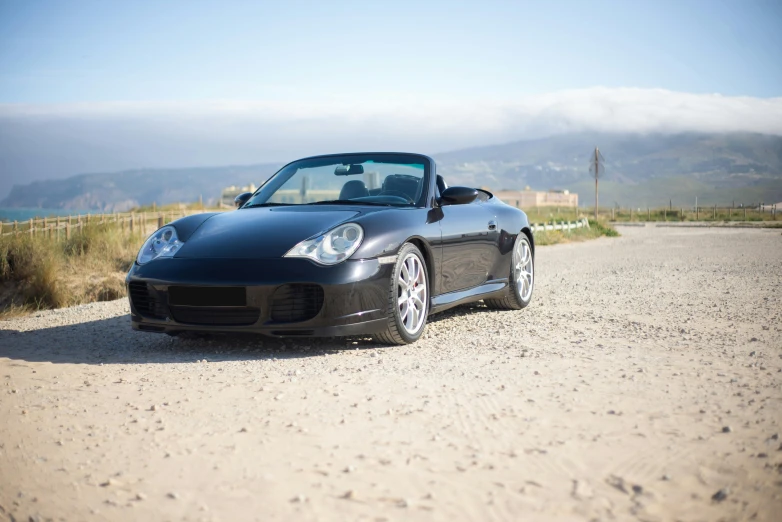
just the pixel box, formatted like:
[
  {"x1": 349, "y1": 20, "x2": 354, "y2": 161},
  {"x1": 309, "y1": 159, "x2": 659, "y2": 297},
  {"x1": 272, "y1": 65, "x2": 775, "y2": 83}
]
[{"x1": 488, "y1": 220, "x2": 497, "y2": 231}]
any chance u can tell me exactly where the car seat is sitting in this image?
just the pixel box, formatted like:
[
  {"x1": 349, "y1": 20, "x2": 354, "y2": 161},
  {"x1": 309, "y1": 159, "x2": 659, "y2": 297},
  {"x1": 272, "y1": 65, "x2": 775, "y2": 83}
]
[
  {"x1": 381, "y1": 175, "x2": 421, "y2": 201},
  {"x1": 339, "y1": 180, "x2": 370, "y2": 200}
]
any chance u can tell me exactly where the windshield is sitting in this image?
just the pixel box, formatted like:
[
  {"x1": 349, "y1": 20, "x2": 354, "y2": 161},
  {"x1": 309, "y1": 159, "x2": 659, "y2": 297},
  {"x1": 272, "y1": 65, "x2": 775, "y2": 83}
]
[{"x1": 243, "y1": 153, "x2": 430, "y2": 208}]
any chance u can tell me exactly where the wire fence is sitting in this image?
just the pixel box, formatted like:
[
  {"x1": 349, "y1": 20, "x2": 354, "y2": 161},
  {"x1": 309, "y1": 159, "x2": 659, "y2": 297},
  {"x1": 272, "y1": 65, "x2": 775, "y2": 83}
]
[
  {"x1": 2, "y1": 201, "x2": 777, "y2": 241},
  {"x1": 518, "y1": 203, "x2": 779, "y2": 223},
  {"x1": 0, "y1": 209, "x2": 224, "y2": 240}
]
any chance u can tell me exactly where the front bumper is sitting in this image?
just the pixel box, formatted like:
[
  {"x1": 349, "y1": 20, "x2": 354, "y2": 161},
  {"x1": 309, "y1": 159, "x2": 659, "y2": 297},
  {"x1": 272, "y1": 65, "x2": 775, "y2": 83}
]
[{"x1": 126, "y1": 257, "x2": 392, "y2": 337}]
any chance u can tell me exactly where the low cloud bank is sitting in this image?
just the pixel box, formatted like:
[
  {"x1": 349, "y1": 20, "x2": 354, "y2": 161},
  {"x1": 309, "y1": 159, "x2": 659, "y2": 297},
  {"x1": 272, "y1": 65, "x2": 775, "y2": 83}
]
[{"x1": 1, "y1": 87, "x2": 781, "y2": 198}]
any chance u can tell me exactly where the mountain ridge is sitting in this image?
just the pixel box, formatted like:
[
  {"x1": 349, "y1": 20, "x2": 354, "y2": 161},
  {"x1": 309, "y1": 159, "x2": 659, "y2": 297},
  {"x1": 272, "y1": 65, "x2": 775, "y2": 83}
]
[{"x1": 2, "y1": 132, "x2": 781, "y2": 210}]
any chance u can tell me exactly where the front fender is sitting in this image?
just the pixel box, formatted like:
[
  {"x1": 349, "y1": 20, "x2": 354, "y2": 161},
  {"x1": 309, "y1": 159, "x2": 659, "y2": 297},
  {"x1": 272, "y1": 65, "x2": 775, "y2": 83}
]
[{"x1": 167, "y1": 212, "x2": 219, "y2": 242}]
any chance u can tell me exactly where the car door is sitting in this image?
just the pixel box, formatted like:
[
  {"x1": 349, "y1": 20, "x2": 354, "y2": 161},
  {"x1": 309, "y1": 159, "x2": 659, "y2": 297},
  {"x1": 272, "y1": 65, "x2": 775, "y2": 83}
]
[{"x1": 438, "y1": 199, "x2": 501, "y2": 294}]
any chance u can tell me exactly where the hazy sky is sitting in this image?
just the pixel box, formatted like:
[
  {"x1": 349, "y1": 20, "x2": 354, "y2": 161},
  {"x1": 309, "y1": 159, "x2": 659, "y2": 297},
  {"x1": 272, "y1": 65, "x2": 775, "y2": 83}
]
[
  {"x1": 1, "y1": 0, "x2": 781, "y2": 197},
  {"x1": 2, "y1": 0, "x2": 781, "y2": 102}
]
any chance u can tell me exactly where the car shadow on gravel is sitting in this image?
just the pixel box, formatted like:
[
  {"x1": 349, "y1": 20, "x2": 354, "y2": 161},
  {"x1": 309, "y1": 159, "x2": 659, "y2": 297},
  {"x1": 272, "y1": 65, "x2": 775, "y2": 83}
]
[
  {"x1": 0, "y1": 314, "x2": 379, "y2": 365},
  {"x1": 0, "y1": 303, "x2": 497, "y2": 366}
]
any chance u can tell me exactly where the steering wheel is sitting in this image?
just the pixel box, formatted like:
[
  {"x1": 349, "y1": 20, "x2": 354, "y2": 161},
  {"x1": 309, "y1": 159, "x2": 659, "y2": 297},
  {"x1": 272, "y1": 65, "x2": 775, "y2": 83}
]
[{"x1": 378, "y1": 190, "x2": 415, "y2": 204}]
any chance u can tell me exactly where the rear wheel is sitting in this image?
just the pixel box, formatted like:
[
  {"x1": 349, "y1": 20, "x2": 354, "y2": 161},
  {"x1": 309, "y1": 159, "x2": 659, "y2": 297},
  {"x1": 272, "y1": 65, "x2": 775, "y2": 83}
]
[
  {"x1": 374, "y1": 243, "x2": 429, "y2": 345},
  {"x1": 485, "y1": 232, "x2": 534, "y2": 310}
]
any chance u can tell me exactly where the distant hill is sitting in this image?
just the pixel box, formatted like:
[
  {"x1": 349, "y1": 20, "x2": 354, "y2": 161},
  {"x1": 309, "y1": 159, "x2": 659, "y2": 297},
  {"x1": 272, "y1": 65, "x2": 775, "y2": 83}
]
[
  {"x1": 0, "y1": 163, "x2": 280, "y2": 212},
  {"x1": 2, "y1": 132, "x2": 781, "y2": 210},
  {"x1": 434, "y1": 132, "x2": 782, "y2": 207}
]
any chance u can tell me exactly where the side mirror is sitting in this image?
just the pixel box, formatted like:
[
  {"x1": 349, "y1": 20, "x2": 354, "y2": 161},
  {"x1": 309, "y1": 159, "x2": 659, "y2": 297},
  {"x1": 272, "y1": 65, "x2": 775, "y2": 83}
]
[
  {"x1": 234, "y1": 192, "x2": 252, "y2": 208},
  {"x1": 440, "y1": 186, "x2": 479, "y2": 205}
]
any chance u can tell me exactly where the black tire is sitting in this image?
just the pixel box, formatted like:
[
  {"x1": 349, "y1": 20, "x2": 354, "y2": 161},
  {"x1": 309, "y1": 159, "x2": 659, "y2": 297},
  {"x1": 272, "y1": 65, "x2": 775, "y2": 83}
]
[
  {"x1": 374, "y1": 243, "x2": 430, "y2": 345},
  {"x1": 485, "y1": 233, "x2": 534, "y2": 310}
]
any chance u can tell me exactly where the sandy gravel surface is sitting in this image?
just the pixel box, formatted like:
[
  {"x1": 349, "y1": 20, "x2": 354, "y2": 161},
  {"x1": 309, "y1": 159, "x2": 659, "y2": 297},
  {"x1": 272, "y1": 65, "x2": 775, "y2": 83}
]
[{"x1": 1, "y1": 227, "x2": 781, "y2": 522}]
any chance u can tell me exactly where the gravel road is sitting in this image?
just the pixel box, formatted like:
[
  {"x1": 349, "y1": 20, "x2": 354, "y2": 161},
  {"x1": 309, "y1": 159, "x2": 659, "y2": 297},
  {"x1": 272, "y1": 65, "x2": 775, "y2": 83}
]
[{"x1": 1, "y1": 226, "x2": 781, "y2": 522}]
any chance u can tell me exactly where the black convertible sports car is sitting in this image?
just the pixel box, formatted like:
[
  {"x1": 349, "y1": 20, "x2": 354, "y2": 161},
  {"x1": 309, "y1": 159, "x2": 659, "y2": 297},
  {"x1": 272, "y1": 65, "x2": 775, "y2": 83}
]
[{"x1": 127, "y1": 152, "x2": 534, "y2": 344}]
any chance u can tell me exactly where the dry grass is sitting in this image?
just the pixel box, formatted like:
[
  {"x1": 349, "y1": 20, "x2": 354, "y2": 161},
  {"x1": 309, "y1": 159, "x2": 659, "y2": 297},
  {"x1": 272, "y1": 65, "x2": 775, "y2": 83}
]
[
  {"x1": 0, "y1": 223, "x2": 142, "y2": 317},
  {"x1": 533, "y1": 219, "x2": 619, "y2": 246},
  {"x1": 0, "y1": 214, "x2": 619, "y2": 317}
]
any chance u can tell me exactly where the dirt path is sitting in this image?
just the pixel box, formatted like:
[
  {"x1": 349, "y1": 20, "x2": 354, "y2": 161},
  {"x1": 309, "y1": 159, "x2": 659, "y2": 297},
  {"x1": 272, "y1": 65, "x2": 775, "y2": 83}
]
[{"x1": 1, "y1": 227, "x2": 781, "y2": 522}]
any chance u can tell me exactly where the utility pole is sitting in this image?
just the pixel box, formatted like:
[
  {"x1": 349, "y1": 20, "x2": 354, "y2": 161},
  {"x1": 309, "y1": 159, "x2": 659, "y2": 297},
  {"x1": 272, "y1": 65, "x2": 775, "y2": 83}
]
[{"x1": 589, "y1": 146, "x2": 604, "y2": 221}]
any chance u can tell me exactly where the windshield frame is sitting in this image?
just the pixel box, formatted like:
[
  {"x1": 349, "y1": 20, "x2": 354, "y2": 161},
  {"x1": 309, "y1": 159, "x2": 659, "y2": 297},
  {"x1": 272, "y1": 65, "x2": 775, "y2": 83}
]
[{"x1": 242, "y1": 152, "x2": 433, "y2": 209}]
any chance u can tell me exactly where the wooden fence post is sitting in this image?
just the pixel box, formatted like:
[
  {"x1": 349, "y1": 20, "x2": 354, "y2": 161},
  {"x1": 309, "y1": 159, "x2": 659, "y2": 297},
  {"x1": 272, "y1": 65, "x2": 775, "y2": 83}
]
[
  {"x1": 663, "y1": 208, "x2": 666, "y2": 221},
  {"x1": 66, "y1": 221, "x2": 71, "y2": 240},
  {"x1": 158, "y1": 214, "x2": 163, "y2": 229},
  {"x1": 29, "y1": 219, "x2": 34, "y2": 237},
  {"x1": 696, "y1": 206, "x2": 699, "y2": 220},
  {"x1": 744, "y1": 207, "x2": 747, "y2": 220},
  {"x1": 13, "y1": 221, "x2": 18, "y2": 235},
  {"x1": 129, "y1": 213, "x2": 134, "y2": 234},
  {"x1": 713, "y1": 205, "x2": 716, "y2": 220}
]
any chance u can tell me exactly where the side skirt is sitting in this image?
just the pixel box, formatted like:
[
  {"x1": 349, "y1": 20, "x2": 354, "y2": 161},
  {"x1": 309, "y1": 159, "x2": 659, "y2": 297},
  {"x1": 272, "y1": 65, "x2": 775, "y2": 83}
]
[{"x1": 428, "y1": 278, "x2": 509, "y2": 315}]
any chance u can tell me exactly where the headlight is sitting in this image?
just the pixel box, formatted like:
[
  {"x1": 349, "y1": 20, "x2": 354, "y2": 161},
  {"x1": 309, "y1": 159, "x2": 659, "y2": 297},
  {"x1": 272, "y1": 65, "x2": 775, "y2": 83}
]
[
  {"x1": 136, "y1": 226, "x2": 184, "y2": 264},
  {"x1": 284, "y1": 223, "x2": 363, "y2": 265}
]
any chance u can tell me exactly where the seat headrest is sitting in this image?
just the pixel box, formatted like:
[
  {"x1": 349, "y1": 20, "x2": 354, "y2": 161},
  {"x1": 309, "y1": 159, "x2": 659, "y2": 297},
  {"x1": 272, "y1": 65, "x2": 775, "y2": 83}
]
[{"x1": 339, "y1": 180, "x2": 369, "y2": 200}]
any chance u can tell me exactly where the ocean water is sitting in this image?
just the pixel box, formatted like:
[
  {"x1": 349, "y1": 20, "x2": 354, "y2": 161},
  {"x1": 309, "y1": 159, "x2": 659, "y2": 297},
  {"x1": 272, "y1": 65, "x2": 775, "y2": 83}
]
[{"x1": 0, "y1": 208, "x2": 92, "y2": 223}]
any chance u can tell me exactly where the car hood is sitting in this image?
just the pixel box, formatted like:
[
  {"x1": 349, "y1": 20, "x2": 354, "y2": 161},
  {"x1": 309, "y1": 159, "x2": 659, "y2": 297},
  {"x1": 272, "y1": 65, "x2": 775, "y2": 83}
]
[{"x1": 174, "y1": 207, "x2": 361, "y2": 259}]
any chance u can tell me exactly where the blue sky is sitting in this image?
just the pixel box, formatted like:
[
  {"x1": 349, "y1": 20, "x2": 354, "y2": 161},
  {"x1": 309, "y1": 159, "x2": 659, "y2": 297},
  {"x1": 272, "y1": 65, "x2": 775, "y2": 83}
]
[
  {"x1": 1, "y1": 0, "x2": 780, "y2": 104},
  {"x1": 1, "y1": 0, "x2": 781, "y2": 197}
]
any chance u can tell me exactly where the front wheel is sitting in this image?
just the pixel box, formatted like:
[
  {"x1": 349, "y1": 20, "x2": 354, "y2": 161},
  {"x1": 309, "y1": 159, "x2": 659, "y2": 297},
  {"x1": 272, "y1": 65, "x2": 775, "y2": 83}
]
[
  {"x1": 374, "y1": 243, "x2": 430, "y2": 345},
  {"x1": 485, "y1": 232, "x2": 534, "y2": 310}
]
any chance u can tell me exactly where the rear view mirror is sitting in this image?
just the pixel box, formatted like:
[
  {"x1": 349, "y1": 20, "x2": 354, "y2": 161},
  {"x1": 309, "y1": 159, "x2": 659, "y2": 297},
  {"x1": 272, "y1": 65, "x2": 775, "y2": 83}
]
[
  {"x1": 440, "y1": 186, "x2": 479, "y2": 205},
  {"x1": 335, "y1": 164, "x2": 365, "y2": 175},
  {"x1": 234, "y1": 192, "x2": 252, "y2": 208}
]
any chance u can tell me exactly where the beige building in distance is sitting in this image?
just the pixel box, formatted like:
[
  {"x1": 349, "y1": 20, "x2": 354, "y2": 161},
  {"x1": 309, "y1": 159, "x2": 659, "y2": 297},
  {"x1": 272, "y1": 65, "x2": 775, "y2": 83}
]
[{"x1": 493, "y1": 187, "x2": 578, "y2": 209}]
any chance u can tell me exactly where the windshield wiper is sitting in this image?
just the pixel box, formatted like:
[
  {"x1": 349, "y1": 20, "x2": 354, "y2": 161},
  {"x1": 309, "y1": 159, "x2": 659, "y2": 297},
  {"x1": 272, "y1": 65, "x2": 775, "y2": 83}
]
[
  {"x1": 242, "y1": 202, "x2": 296, "y2": 208},
  {"x1": 305, "y1": 200, "x2": 396, "y2": 207}
]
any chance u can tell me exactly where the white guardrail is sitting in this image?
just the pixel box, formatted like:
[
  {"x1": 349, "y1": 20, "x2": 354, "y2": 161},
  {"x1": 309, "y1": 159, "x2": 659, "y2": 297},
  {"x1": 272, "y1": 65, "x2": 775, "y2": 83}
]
[{"x1": 530, "y1": 217, "x2": 590, "y2": 233}]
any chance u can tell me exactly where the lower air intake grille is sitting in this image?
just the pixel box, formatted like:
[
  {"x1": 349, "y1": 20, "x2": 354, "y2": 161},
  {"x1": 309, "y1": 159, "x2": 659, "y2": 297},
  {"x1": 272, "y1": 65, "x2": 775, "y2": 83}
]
[
  {"x1": 128, "y1": 282, "x2": 167, "y2": 319},
  {"x1": 169, "y1": 306, "x2": 260, "y2": 326},
  {"x1": 270, "y1": 284, "x2": 324, "y2": 323}
]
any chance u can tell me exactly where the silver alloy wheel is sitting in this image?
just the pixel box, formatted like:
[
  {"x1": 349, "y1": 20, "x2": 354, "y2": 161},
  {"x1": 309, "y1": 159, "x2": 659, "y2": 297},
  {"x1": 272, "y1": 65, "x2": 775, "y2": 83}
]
[
  {"x1": 515, "y1": 238, "x2": 534, "y2": 301},
  {"x1": 397, "y1": 253, "x2": 427, "y2": 334}
]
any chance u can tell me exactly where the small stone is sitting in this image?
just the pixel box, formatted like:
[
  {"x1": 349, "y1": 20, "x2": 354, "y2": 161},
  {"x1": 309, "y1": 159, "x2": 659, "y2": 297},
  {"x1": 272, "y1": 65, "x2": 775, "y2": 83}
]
[
  {"x1": 274, "y1": 394, "x2": 284, "y2": 401},
  {"x1": 397, "y1": 498, "x2": 410, "y2": 508},
  {"x1": 239, "y1": 427, "x2": 249, "y2": 433},
  {"x1": 606, "y1": 475, "x2": 629, "y2": 494},
  {"x1": 661, "y1": 474, "x2": 671, "y2": 481},
  {"x1": 167, "y1": 492, "x2": 179, "y2": 500},
  {"x1": 632, "y1": 484, "x2": 643, "y2": 494},
  {"x1": 757, "y1": 452, "x2": 768, "y2": 458},
  {"x1": 342, "y1": 490, "x2": 357, "y2": 500},
  {"x1": 150, "y1": 405, "x2": 158, "y2": 411},
  {"x1": 290, "y1": 494, "x2": 306, "y2": 503},
  {"x1": 711, "y1": 488, "x2": 729, "y2": 502},
  {"x1": 722, "y1": 426, "x2": 732, "y2": 433},
  {"x1": 135, "y1": 493, "x2": 146, "y2": 501}
]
